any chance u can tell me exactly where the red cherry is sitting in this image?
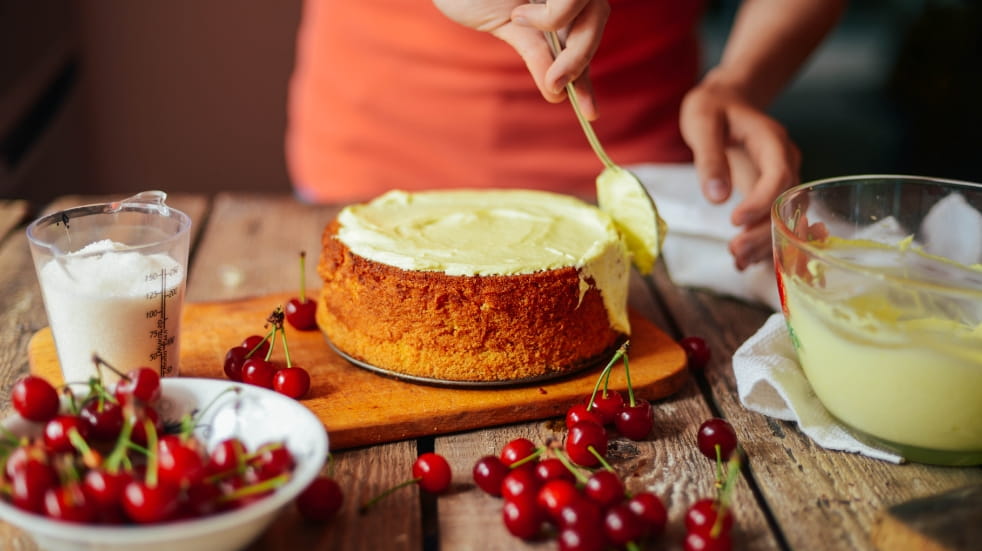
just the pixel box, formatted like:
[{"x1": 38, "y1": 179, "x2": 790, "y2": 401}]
[
  {"x1": 286, "y1": 251, "x2": 318, "y2": 331},
  {"x1": 297, "y1": 475, "x2": 344, "y2": 521},
  {"x1": 241, "y1": 334, "x2": 271, "y2": 358},
  {"x1": 252, "y1": 442, "x2": 296, "y2": 481},
  {"x1": 588, "y1": 390, "x2": 624, "y2": 425},
  {"x1": 558, "y1": 525, "x2": 608, "y2": 551},
  {"x1": 80, "y1": 400, "x2": 124, "y2": 442},
  {"x1": 500, "y1": 468, "x2": 541, "y2": 502},
  {"x1": 684, "y1": 529, "x2": 733, "y2": 551},
  {"x1": 43, "y1": 483, "x2": 97, "y2": 523},
  {"x1": 680, "y1": 336, "x2": 711, "y2": 369},
  {"x1": 565, "y1": 403, "x2": 604, "y2": 430},
  {"x1": 534, "y1": 457, "x2": 576, "y2": 484},
  {"x1": 500, "y1": 437, "x2": 538, "y2": 468},
  {"x1": 685, "y1": 498, "x2": 734, "y2": 536},
  {"x1": 223, "y1": 347, "x2": 249, "y2": 381},
  {"x1": 502, "y1": 494, "x2": 544, "y2": 540},
  {"x1": 128, "y1": 406, "x2": 164, "y2": 446},
  {"x1": 273, "y1": 367, "x2": 311, "y2": 399},
  {"x1": 9, "y1": 459, "x2": 57, "y2": 513},
  {"x1": 12, "y1": 375, "x2": 60, "y2": 422},
  {"x1": 583, "y1": 470, "x2": 624, "y2": 509},
  {"x1": 536, "y1": 478, "x2": 580, "y2": 522},
  {"x1": 242, "y1": 357, "x2": 276, "y2": 388},
  {"x1": 565, "y1": 421, "x2": 608, "y2": 467},
  {"x1": 627, "y1": 491, "x2": 668, "y2": 537},
  {"x1": 604, "y1": 502, "x2": 646, "y2": 546},
  {"x1": 114, "y1": 366, "x2": 161, "y2": 404},
  {"x1": 286, "y1": 299, "x2": 317, "y2": 331},
  {"x1": 157, "y1": 435, "x2": 207, "y2": 488},
  {"x1": 184, "y1": 481, "x2": 225, "y2": 518},
  {"x1": 615, "y1": 399, "x2": 653, "y2": 440},
  {"x1": 557, "y1": 497, "x2": 604, "y2": 531},
  {"x1": 413, "y1": 452, "x2": 452, "y2": 494},
  {"x1": 696, "y1": 418, "x2": 739, "y2": 461},
  {"x1": 472, "y1": 455, "x2": 509, "y2": 496},
  {"x1": 43, "y1": 414, "x2": 89, "y2": 453},
  {"x1": 122, "y1": 479, "x2": 180, "y2": 523},
  {"x1": 207, "y1": 438, "x2": 248, "y2": 476},
  {"x1": 83, "y1": 468, "x2": 133, "y2": 509}
]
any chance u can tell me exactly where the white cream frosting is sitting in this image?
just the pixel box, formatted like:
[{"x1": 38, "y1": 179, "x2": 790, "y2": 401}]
[{"x1": 336, "y1": 189, "x2": 631, "y2": 334}]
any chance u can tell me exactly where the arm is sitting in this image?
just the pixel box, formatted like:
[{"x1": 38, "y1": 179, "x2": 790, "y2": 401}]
[{"x1": 680, "y1": 0, "x2": 848, "y2": 269}]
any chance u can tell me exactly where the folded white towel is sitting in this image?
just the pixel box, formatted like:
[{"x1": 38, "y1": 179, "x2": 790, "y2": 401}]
[
  {"x1": 632, "y1": 163, "x2": 781, "y2": 311},
  {"x1": 733, "y1": 314, "x2": 904, "y2": 463}
]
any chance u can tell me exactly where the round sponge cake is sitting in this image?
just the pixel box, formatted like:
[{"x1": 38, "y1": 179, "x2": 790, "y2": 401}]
[{"x1": 316, "y1": 189, "x2": 631, "y2": 383}]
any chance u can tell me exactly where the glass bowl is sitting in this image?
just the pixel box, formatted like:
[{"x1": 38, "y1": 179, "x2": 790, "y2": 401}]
[{"x1": 772, "y1": 175, "x2": 982, "y2": 466}]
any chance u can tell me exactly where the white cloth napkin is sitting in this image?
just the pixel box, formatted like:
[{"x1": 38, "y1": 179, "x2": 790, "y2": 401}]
[
  {"x1": 629, "y1": 163, "x2": 904, "y2": 462},
  {"x1": 631, "y1": 163, "x2": 781, "y2": 311}
]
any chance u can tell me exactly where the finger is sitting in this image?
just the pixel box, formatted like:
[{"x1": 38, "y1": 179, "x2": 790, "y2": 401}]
[
  {"x1": 680, "y1": 92, "x2": 732, "y2": 204},
  {"x1": 512, "y1": 0, "x2": 595, "y2": 31},
  {"x1": 514, "y1": 0, "x2": 608, "y2": 98},
  {"x1": 728, "y1": 221, "x2": 773, "y2": 271},
  {"x1": 730, "y1": 125, "x2": 800, "y2": 227},
  {"x1": 492, "y1": 24, "x2": 567, "y2": 104}
]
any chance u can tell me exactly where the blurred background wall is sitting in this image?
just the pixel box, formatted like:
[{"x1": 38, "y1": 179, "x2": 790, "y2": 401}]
[{"x1": 1, "y1": 0, "x2": 979, "y2": 206}]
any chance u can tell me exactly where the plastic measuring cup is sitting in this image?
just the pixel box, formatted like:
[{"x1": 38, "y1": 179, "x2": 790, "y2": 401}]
[{"x1": 27, "y1": 191, "x2": 191, "y2": 384}]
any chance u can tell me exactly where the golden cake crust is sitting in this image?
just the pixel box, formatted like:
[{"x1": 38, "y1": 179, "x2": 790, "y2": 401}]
[{"x1": 317, "y1": 219, "x2": 623, "y2": 382}]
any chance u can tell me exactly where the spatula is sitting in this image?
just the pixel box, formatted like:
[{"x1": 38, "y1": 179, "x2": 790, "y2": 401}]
[{"x1": 544, "y1": 30, "x2": 667, "y2": 274}]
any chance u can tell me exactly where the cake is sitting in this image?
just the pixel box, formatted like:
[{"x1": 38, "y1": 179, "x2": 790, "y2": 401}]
[{"x1": 316, "y1": 189, "x2": 632, "y2": 383}]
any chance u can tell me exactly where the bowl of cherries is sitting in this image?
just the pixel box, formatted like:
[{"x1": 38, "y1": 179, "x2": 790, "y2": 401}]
[{"x1": 0, "y1": 368, "x2": 328, "y2": 551}]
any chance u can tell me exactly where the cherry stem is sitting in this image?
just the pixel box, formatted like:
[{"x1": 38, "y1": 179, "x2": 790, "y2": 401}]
[
  {"x1": 247, "y1": 327, "x2": 277, "y2": 359},
  {"x1": 186, "y1": 386, "x2": 243, "y2": 439},
  {"x1": 623, "y1": 350, "x2": 636, "y2": 407},
  {"x1": 507, "y1": 447, "x2": 545, "y2": 470},
  {"x1": 710, "y1": 447, "x2": 744, "y2": 539},
  {"x1": 265, "y1": 307, "x2": 286, "y2": 361},
  {"x1": 299, "y1": 251, "x2": 308, "y2": 303},
  {"x1": 68, "y1": 427, "x2": 102, "y2": 470},
  {"x1": 219, "y1": 472, "x2": 291, "y2": 503},
  {"x1": 91, "y1": 354, "x2": 127, "y2": 380},
  {"x1": 586, "y1": 342, "x2": 629, "y2": 411},
  {"x1": 143, "y1": 419, "x2": 160, "y2": 488},
  {"x1": 589, "y1": 445, "x2": 615, "y2": 473},
  {"x1": 103, "y1": 415, "x2": 136, "y2": 473},
  {"x1": 280, "y1": 325, "x2": 294, "y2": 368},
  {"x1": 553, "y1": 449, "x2": 590, "y2": 484},
  {"x1": 358, "y1": 477, "x2": 421, "y2": 514}
]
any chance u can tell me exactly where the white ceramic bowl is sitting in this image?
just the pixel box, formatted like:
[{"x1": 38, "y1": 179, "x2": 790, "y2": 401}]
[{"x1": 0, "y1": 377, "x2": 329, "y2": 551}]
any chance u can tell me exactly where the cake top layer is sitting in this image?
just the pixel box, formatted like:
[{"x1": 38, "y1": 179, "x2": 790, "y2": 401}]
[
  {"x1": 336, "y1": 189, "x2": 630, "y2": 333},
  {"x1": 337, "y1": 189, "x2": 625, "y2": 274}
]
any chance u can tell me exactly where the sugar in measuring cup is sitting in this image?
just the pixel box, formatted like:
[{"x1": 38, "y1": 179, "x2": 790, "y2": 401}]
[{"x1": 27, "y1": 191, "x2": 191, "y2": 384}]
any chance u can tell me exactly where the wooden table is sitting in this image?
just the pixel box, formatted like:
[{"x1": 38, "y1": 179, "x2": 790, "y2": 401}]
[{"x1": 1, "y1": 193, "x2": 979, "y2": 550}]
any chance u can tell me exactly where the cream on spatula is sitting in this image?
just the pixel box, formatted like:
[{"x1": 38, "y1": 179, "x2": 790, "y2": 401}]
[{"x1": 543, "y1": 31, "x2": 667, "y2": 274}]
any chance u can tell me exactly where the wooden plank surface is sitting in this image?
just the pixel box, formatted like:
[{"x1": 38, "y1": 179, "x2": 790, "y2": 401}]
[
  {"x1": 28, "y1": 293, "x2": 689, "y2": 450},
  {"x1": 649, "y1": 263, "x2": 982, "y2": 551},
  {"x1": 433, "y1": 272, "x2": 783, "y2": 550}
]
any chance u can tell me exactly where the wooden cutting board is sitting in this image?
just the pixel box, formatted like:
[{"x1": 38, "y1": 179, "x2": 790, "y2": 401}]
[{"x1": 28, "y1": 292, "x2": 688, "y2": 450}]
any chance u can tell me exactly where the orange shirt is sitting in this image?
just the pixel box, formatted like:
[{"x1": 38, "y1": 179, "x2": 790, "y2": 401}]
[{"x1": 287, "y1": 0, "x2": 705, "y2": 203}]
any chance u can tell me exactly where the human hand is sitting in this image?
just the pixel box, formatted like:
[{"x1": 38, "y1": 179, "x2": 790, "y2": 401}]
[
  {"x1": 432, "y1": 0, "x2": 609, "y2": 120},
  {"x1": 679, "y1": 78, "x2": 801, "y2": 271}
]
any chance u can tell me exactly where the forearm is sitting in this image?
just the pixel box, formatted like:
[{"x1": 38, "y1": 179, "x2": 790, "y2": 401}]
[{"x1": 703, "y1": 0, "x2": 848, "y2": 108}]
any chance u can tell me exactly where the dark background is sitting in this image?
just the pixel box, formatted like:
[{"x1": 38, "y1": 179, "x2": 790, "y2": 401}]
[{"x1": 1, "y1": 0, "x2": 979, "y2": 206}]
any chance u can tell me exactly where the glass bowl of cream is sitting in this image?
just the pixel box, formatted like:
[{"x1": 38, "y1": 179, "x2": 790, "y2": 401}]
[{"x1": 772, "y1": 175, "x2": 982, "y2": 466}]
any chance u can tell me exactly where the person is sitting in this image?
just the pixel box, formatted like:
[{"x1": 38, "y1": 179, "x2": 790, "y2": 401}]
[{"x1": 286, "y1": 0, "x2": 847, "y2": 270}]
